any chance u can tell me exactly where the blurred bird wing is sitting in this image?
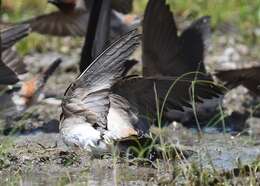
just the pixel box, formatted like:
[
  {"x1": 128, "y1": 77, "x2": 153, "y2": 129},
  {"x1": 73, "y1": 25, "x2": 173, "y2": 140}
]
[
  {"x1": 62, "y1": 30, "x2": 140, "y2": 129},
  {"x1": 112, "y1": 76, "x2": 225, "y2": 119},
  {"x1": 142, "y1": 0, "x2": 211, "y2": 78},
  {"x1": 92, "y1": 0, "x2": 111, "y2": 58},
  {"x1": 24, "y1": 10, "x2": 88, "y2": 36},
  {"x1": 2, "y1": 49, "x2": 27, "y2": 76},
  {"x1": 0, "y1": 24, "x2": 29, "y2": 85},
  {"x1": 216, "y1": 66, "x2": 260, "y2": 94},
  {"x1": 177, "y1": 16, "x2": 211, "y2": 76},
  {"x1": 1, "y1": 24, "x2": 30, "y2": 51},
  {"x1": 142, "y1": 0, "x2": 178, "y2": 76},
  {"x1": 0, "y1": 59, "x2": 20, "y2": 85}
]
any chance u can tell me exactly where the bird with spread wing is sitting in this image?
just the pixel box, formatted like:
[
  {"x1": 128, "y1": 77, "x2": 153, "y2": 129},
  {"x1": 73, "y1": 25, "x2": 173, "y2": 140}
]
[{"x1": 60, "y1": 29, "x2": 224, "y2": 154}]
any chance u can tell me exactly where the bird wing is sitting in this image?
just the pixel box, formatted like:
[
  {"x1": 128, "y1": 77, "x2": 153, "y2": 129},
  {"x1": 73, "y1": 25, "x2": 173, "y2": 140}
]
[
  {"x1": 216, "y1": 66, "x2": 260, "y2": 95},
  {"x1": 0, "y1": 24, "x2": 29, "y2": 85},
  {"x1": 1, "y1": 24, "x2": 30, "y2": 51},
  {"x1": 177, "y1": 16, "x2": 211, "y2": 77},
  {"x1": 112, "y1": 76, "x2": 224, "y2": 120},
  {"x1": 142, "y1": 0, "x2": 178, "y2": 76},
  {"x1": 2, "y1": 49, "x2": 27, "y2": 76},
  {"x1": 92, "y1": 0, "x2": 111, "y2": 58},
  {"x1": 23, "y1": 10, "x2": 88, "y2": 36},
  {"x1": 142, "y1": 0, "x2": 211, "y2": 78},
  {"x1": 0, "y1": 59, "x2": 20, "y2": 85},
  {"x1": 62, "y1": 30, "x2": 140, "y2": 129}
]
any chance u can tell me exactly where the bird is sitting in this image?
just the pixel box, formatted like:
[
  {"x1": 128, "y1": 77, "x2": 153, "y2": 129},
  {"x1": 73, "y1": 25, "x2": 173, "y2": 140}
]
[
  {"x1": 216, "y1": 66, "x2": 260, "y2": 96},
  {"x1": 141, "y1": 0, "x2": 223, "y2": 125},
  {"x1": 0, "y1": 24, "x2": 62, "y2": 118},
  {"x1": 60, "y1": 29, "x2": 224, "y2": 154},
  {"x1": 142, "y1": 0, "x2": 211, "y2": 78},
  {"x1": 21, "y1": 0, "x2": 138, "y2": 38},
  {"x1": 0, "y1": 24, "x2": 30, "y2": 85},
  {"x1": 0, "y1": 58, "x2": 62, "y2": 118}
]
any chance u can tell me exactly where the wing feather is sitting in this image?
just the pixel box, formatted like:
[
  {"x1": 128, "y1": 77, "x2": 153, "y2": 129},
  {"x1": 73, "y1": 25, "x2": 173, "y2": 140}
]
[
  {"x1": 216, "y1": 66, "x2": 260, "y2": 95},
  {"x1": 62, "y1": 30, "x2": 140, "y2": 128}
]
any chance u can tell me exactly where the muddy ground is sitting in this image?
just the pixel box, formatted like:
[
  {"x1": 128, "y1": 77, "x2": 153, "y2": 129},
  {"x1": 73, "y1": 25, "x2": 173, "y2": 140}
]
[{"x1": 0, "y1": 31, "x2": 260, "y2": 185}]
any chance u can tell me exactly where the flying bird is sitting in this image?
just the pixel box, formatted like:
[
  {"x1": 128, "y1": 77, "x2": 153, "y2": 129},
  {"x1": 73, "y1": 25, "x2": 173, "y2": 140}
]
[
  {"x1": 60, "y1": 30, "x2": 224, "y2": 154},
  {"x1": 21, "y1": 0, "x2": 138, "y2": 38}
]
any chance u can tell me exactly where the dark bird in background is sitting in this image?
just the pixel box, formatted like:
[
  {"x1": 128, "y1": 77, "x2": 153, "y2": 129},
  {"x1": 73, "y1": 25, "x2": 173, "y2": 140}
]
[
  {"x1": 21, "y1": 0, "x2": 138, "y2": 38},
  {"x1": 60, "y1": 29, "x2": 224, "y2": 154},
  {"x1": 0, "y1": 58, "x2": 62, "y2": 118},
  {"x1": 141, "y1": 0, "x2": 223, "y2": 125},
  {"x1": 216, "y1": 66, "x2": 260, "y2": 96},
  {"x1": 0, "y1": 24, "x2": 62, "y2": 118},
  {"x1": 0, "y1": 24, "x2": 30, "y2": 85},
  {"x1": 142, "y1": 0, "x2": 211, "y2": 79}
]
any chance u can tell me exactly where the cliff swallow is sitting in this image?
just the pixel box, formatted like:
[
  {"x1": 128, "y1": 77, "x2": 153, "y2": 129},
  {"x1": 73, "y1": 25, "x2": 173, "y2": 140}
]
[
  {"x1": 0, "y1": 58, "x2": 62, "y2": 117},
  {"x1": 141, "y1": 0, "x2": 222, "y2": 124},
  {"x1": 60, "y1": 30, "x2": 224, "y2": 154},
  {"x1": 22, "y1": 0, "x2": 137, "y2": 38}
]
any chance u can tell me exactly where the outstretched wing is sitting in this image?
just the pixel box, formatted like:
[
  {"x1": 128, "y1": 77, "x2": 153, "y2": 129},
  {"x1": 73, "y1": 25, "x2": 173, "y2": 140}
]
[
  {"x1": 91, "y1": 0, "x2": 111, "y2": 59},
  {"x1": 2, "y1": 49, "x2": 27, "y2": 76},
  {"x1": 142, "y1": 0, "x2": 178, "y2": 76},
  {"x1": 112, "y1": 76, "x2": 224, "y2": 119},
  {"x1": 1, "y1": 24, "x2": 30, "y2": 51},
  {"x1": 0, "y1": 60, "x2": 20, "y2": 85},
  {"x1": 142, "y1": 0, "x2": 211, "y2": 78},
  {"x1": 178, "y1": 16, "x2": 211, "y2": 77},
  {"x1": 0, "y1": 50, "x2": 22, "y2": 85},
  {"x1": 216, "y1": 66, "x2": 260, "y2": 95},
  {"x1": 23, "y1": 10, "x2": 88, "y2": 36},
  {"x1": 62, "y1": 30, "x2": 140, "y2": 128},
  {"x1": 0, "y1": 24, "x2": 29, "y2": 85}
]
